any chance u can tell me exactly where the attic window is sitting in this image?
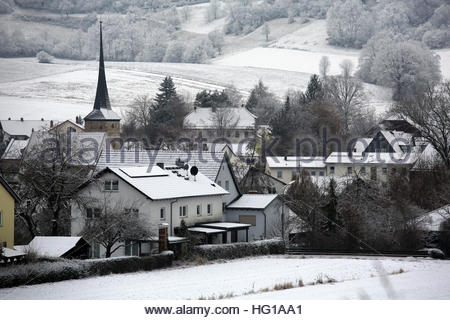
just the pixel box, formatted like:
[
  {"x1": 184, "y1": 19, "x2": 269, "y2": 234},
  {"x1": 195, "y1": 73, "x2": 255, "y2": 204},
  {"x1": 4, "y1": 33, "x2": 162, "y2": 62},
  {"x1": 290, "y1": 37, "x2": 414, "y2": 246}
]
[{"x1": 104, "y1": 180, "x2": 119, "y2": 191}]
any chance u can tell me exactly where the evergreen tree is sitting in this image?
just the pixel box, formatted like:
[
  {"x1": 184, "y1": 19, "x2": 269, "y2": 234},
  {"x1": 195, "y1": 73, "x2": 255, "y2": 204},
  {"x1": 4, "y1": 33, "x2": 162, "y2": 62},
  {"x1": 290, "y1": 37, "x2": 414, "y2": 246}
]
[
  {"x1": 322, "y1": 178, "x2": 340, "y2": 232},
  {"x1": 152, "y1": 76, "x2": 178, "y2": 124},
  {"x1": 301, "y1": 74, "x2": 324, "y2": 105},
  {"x1": 270, "y1": 96, "x2": 295, "y2": 155},
  {"x1": 194, "y1": 90, "x2": 214, "y2": 108},
  {"x1": 245, "y1": 80, "x2": 279, "y2": 124}
]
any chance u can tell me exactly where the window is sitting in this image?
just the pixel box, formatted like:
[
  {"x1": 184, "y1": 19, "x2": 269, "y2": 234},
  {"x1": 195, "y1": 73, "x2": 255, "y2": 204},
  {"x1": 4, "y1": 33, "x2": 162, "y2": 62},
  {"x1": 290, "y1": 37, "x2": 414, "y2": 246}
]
[
  {"x1": 125, "y1": 240, "x2": 139, "y2": 256},
  {"x1": 311, "y1": 171, "x2": 316, "y2": 176},
  {"x1": 225, "y1": 180, "x2": 230, "y2": 191},
  {"x1": 245, "y1": 131, "x2": 249, "y2": 138},
  {"x1": 360, "y1": 167, "x2": 366, "y2": 175},
  {"x1": 197, "y1": 205, "x2": 202, "y2": 216},
  {"x1": 235, "y1": 131, "x2": 240, "y2": 138},
  {"x1": 207, "y1": 204, "x2": 212, "y2": 216},
  {"x1": 2, "y1": 241, "x2": 7, "y2": 248},
  {"x1": 0, "y1": 211, "x2": 2, "y2": 226},
  {"x1": 104, "y1": 180, "x2": 119, "y2": 191},
  {"x1": 291, "y1": 171, "x2": 297, "y2": 179},
  {"x1": 91, "y1": 243, "x2": 100, "y2": 258},
  {"x1": 86, "y1": 208, "x2": 101, "y2": 219},
  {"x1": 227, "y1": 131, "x2": 231, "y2": 138},
  {"x1": 179, "y1": 206, "x2": 187, "y2": 217},
  {"x1": 330, "y1": 166, "x2": 335, "y2": 174},
  {"x1": 277, "y1": 171, "x2": 282, "y2": 178},
  {"x1": 382, "y1": 167, "x2": 388, "y2": 175},
  {"x1": 160, "y1": 208, "x2": 166, "y2": 220},
  {"x1": 347, "y1": 167, "x2": 353, "y2": 175},
  {"x1": 319, "y1": 171, "x2": 324, "y2": 176},
  {"x1": 239, "y1": 215, "x2": 256, "y2": 226}
]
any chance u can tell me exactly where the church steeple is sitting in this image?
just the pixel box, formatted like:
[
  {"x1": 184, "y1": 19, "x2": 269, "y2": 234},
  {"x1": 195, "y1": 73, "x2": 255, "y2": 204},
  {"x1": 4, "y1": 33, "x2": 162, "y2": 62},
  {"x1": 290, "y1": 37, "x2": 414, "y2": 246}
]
[
  {"x1": 84, "y1": 21, "x2": 120, "y2": 124},
  {"x1": 93, "y1": 21, "x2": 111, "y2": 110}
]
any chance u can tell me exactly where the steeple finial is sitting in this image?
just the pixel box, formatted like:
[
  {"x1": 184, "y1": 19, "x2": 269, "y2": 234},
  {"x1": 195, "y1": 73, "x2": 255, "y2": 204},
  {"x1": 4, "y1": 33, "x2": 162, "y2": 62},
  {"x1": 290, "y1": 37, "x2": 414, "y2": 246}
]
[{"x1": 93, "y1": 20, "x2": 111, "y2": 110}]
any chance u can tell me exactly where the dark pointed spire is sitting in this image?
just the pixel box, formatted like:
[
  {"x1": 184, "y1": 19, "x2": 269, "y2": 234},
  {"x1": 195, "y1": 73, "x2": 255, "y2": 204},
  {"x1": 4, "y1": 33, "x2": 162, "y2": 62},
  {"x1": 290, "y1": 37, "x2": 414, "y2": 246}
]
[{"x1": 93, "y1": 21, "x2": 111, "y2": 110}]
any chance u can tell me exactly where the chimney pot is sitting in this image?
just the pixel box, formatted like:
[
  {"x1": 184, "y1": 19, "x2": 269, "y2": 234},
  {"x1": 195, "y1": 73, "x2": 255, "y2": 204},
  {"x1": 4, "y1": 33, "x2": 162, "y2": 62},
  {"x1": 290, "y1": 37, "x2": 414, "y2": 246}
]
[
  {"x1": 8, "y1": 117, "x2": 11, "y2": 120},
  {"x1": 20, "y1": 117, "x2": 23, "y2": 121},
  {"x1": 41, "y1": 118, "x2": 44, "y2": 121},
  {"x1": 50, "y1": 120, "x2": 54, "y2": 128}
]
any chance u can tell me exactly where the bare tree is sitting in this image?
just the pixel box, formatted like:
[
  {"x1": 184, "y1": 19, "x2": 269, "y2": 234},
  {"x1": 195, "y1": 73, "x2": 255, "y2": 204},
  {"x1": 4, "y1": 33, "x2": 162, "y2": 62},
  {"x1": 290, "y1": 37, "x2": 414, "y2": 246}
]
[
  {"x1": 79, "y1": 194, "x2": 153, "y2": 258},
  {"x1": 210, "y1": 107, "x2": 240, "y2": 138},
  {"x1": 394, "y1": 81, "x2": 450, "y2": 169},
  {"x1": 17, "y1": 129, "x2": 98, "y2": 238},
  {"x1": 325, "y1": 60, "x2": 365, "y2": 137},
  {"x1": 319, "y1": 56, "x2": 330, "y2": 79}
]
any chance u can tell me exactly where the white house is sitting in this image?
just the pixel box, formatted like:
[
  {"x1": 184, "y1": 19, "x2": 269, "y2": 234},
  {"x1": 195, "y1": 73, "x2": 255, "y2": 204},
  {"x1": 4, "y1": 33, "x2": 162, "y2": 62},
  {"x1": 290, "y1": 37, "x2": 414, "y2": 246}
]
[
  {"x1": 225, "y1": 194, "x2": 283, "y2": 241},
  {"x1": 96, "y1": 149, "x2": 241, "y2": 205},
  {"x1": 183, "y1": 106, "x2": 257, "y2": 144},
  {"x1": 71, "y1": 165, "x2": 229, "y2": 258},
  {"x1": 265, "y1": 156, "x2": 327, "y2": 184}
]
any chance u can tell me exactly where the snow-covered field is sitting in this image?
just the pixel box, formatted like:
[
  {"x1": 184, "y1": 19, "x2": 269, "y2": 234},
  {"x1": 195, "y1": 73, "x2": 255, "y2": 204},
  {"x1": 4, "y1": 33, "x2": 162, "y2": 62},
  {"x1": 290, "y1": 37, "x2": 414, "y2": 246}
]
[
  {"x1": 0, "y1": 58, "x2": 312, "y2": 120},
  {"x1": 214, "y1": 47, "x2": 359, "y2": 76},
  {"x1": 1, "y1": 256, "x2": 449, "y2": 300}
]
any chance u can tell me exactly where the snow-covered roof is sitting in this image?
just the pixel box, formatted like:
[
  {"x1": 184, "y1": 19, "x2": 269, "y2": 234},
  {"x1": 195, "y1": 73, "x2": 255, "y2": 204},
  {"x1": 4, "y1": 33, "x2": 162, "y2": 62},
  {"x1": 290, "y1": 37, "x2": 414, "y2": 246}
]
[
  {"x1": 25, "y1": 131, "x2": 106, "y2": 166},
  {"x1": 28, "y1": 236, "x2": 83, "y2": 257},
  {"x1": 380, "y1": 130, "x2": 414, "y2": 154},
  {"x1": 227, "y1": 194, "x2": 278, "y2": 209},
  {"x1": 107, "y1": 166, "x2": 228, "y2": 200},
  {"x1": 199, "y1": 222, "x2": 252, "y2": 229},
  {"x1": 0, "y1": 119, "x2": 51, "y2": 137},
  {"x1": 84, "y1": 108, "x2": 121, "y2": 121},
  {"x1": 212, "y1": 142, "x2": 254, "y2": 157},
  {"x1": 188, "y1": 227, "x2": 225, "y2": 234},
  {"x1": 97, "y1": 150, "x2": 226, "y2": 181},
  {"x1": 325, "y1": 152, "x2": 419, "y2": 165},
  {"x1": 416, "y1": 205, "x2": 450, "y2": 232},
  {"x1": 266, "y1": 156, "x2": 326, "y2": 169},
  {"x1": 353, "y1": 138, "x2": 373, "y2": 153},
  {"x1": 1, "y1": 247, "x2": 26, "y2": 258},
  {"x1": 1, "y1": 138, "x2": 28, "y2": 160},
  {"x1": 184, "y1": 107, "x2": 256, "y2": 129},
  {"x1": 412, "y1": 144, "x2": 442, "y2": 171}
]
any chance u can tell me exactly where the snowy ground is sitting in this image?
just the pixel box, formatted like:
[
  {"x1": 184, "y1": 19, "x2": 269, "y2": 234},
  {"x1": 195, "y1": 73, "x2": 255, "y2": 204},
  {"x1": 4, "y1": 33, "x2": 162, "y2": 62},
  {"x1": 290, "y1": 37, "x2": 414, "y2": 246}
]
[
  {"x1": 0, "y1": 58, "x2": 311, "y2": 120},
  {"x1": 0, "y1": 256, "x2": 449, "y2": 300},
  {"x1": 178, "y1": 2, "x2": 226, "y2": 35}
]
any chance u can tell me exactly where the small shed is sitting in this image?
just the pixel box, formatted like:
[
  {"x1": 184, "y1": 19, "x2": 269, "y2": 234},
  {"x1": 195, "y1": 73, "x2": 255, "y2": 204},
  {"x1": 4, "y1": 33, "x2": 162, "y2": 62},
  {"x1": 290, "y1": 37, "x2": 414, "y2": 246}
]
[
  {"x1": 27, "y1": 236, "x2": 90, "y2": 259},
  {"x1": 225, "y1": 194, "x2": 283, "y2": 241}
]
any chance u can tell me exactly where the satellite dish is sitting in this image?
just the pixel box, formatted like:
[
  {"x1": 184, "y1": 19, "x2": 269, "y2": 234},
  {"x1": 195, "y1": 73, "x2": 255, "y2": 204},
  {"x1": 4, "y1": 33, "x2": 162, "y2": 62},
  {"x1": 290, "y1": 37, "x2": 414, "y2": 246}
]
[
  {"x1": 190, "y1": 166, "x2": 199, "y2": 176},
  {"x1": 183, "y1": 163, "x2": 189, "y2": 170}
]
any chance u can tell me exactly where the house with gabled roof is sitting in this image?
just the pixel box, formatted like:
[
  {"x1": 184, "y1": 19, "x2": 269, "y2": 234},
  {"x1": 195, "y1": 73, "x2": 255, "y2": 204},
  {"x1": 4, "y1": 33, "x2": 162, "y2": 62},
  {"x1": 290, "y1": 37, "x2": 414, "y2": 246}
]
[
  {"x1": 71, "y1": 165, "x2": 230, "y2": 258},
  {"x1": 96, "y1": 149, "x2": 241, "y2": 205},
  {"x1": 183, "y1": 106, "x2": 257, "y2": 145},
  {"x1": 225, "y1": 194, "x2": 283, "y2": 241}
]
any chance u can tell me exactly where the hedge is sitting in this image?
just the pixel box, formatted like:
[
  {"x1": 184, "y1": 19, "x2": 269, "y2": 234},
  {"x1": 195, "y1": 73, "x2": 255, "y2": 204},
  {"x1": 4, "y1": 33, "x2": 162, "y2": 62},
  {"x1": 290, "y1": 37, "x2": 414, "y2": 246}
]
[
  {"x1": 192, "y1": 239, "x2": 285, "y2": 261},
  {"x1": 0, "y1": 252, "x2": 173, "y2": 289}
]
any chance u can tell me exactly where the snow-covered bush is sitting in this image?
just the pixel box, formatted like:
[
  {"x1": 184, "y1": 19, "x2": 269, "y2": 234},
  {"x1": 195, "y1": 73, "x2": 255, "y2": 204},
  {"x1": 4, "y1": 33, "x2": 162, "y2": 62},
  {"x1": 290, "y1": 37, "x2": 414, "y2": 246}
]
[
  {"x1": 0, "y1": 253, "x2": 173, "y2": 289},
  {"x1": 428, "y1": 248, "x2": 445, "y2": 259},
  {"x1": 193, "y1": 239, "x2": 285, "y2": 261},
  {"x1": 36, "y1": 50, "x2": 53, "y2": 63},
  {"x1": 0, "y1": 260, "x2": 87, "y2": 288}
]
